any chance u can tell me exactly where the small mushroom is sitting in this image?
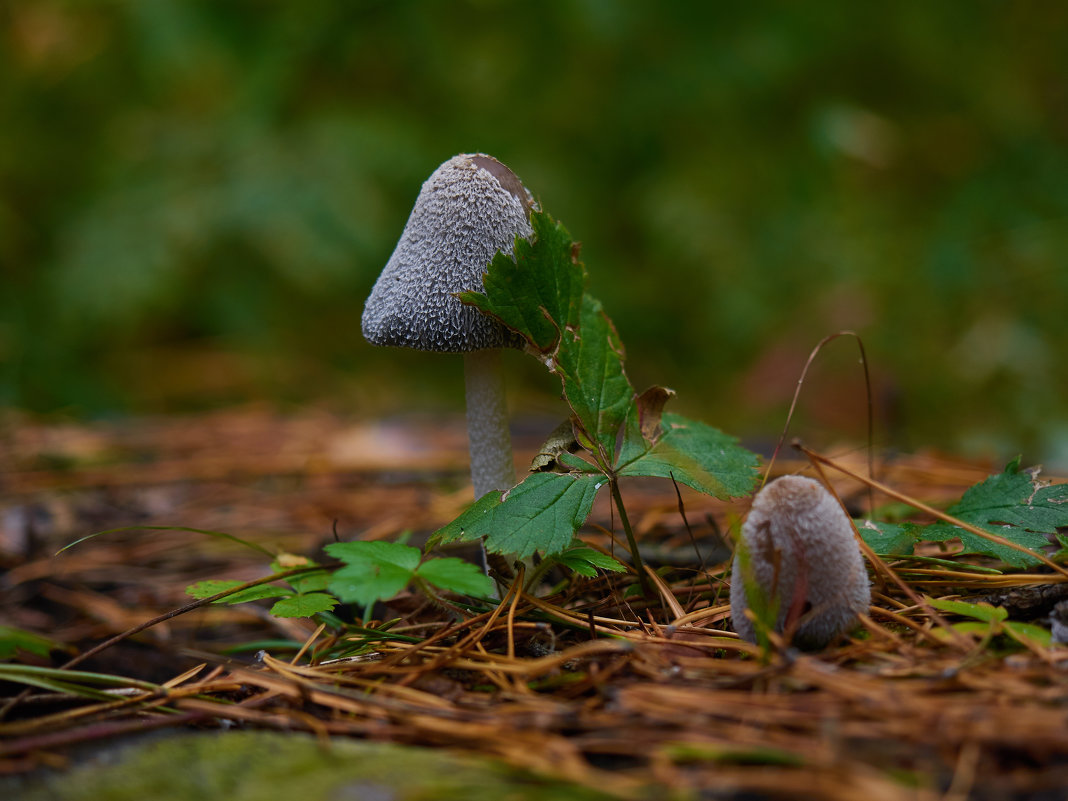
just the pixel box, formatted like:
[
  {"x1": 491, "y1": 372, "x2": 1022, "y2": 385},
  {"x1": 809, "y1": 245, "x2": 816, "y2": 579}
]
[
  {"x1": 362, "y1": 154, "x2": 536, "y2": 499},
  {"x1": 730, "y1": 475, "x2": 870, "y2": 649}
]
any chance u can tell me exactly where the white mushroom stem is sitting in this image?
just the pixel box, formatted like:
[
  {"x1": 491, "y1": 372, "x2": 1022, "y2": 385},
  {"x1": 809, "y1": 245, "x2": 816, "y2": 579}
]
[{"x1": 463, "y1": 349, "x2": 516, "y2": 498}]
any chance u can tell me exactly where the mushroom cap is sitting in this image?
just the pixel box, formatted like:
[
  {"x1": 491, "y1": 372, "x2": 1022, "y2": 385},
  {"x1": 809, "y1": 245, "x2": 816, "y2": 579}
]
[
  {"x1": 362, "y1": 154, "x2": 535, "y2": 352},
  {"x1": 730, "y1": 475, "x2": 871, "y2": 649}
]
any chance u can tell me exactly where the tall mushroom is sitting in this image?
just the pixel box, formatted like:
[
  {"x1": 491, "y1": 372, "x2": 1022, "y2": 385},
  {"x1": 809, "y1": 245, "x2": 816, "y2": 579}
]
[
  {"x1": 730, "y1": 475, "x2": 871, "y2": 649},
  {"x1": 362, "y1": 154, "x2": 535, "y2": 502}
]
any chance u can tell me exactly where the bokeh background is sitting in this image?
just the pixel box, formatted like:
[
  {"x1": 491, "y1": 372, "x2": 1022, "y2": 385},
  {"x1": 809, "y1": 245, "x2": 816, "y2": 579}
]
[{"x1": 2, "y1": 1, "x2": 1067, "y2": 467}]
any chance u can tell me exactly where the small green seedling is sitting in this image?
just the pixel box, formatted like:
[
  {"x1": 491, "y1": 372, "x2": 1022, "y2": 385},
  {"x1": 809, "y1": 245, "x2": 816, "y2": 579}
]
[
  {"x1": 174, "y1": 206, "x2": 760, "y2": 612},
  {"x1": 433, "y1": 211, "x2": 760, "y2": 594}
]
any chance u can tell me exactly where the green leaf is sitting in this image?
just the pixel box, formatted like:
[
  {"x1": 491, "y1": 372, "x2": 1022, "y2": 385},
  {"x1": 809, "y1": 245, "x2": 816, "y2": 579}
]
[
  {"x1": 226, "y1": 585, "x2": 295, "y2": 603},
  {"x1": 1003, "y1": 620, "x2": 1052, "y2": 648},
  {"x1": 434, "y1": 472, "x2": 605, "y2": 558},
  {"x1": 288, "y1": 570, "x2": 331, "y2": 594},
  {"x1": 616, "y1": 412, "x2": 759, "y2": 499},
  {"x1": 462, "y1": 213, "x2": 631, "y2": 462},
  {"x1": 555, "y1": 295, "x2": 634, "y2": 463},
  {"x1": 920, "y1": 462, "x2": 1068, "y2": 567},
  {"x1": 458, "y1": 211, "x2": 585, "y2": 352},
  {"x1": 325, "y1": 541, "x2": 422, "y2": 607},
  {"x1": 327, "y1": 563, "x2": 411, "y2": 608},
  {"x1": 454, "y1": 207, "x2": 760, "y2": 563},
  {"x1": 432, "y1": 490, "x2": 505, "y2": 546},
  {"x1": 0, "y1": 625, "x2": 68, "y2": 660},
  {"x1": 855, "y1": 519, "x2": 919, "y2": 556},
  {"x1": 270, "y1": 593, "x2": 338, "y2": 618},
  {"x1": 0, "y1": 664, "x2": 157, "y2": 700},
  {"x1": 552, "y1": 543, "x2": 628, "y2": 577},
  {"x1": 931, "y1": 621, "x2": 996, "y2": 641},
  {"x1": 326, "y1": 540, "x2": 422, "y2": 571},
  {"x1": 415, "y1": 557, "x2": 495, "y2": 597},
  {"x1": 927, "y1": 596, "x2": 1008, "y2": 623},
  {"x1": 185, "y1": 580, "x2": 293, "y2": 604}
]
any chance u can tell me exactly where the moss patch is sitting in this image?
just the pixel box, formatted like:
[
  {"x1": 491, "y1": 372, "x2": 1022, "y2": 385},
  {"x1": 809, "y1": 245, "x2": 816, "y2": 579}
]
[{"x1": 12, "y1": 731, "x2": 619, "y2": 801}]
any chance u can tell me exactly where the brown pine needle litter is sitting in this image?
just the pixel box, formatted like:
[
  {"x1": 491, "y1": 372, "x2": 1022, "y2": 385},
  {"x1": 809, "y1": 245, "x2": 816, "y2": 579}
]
[{"x1": 2, "y1": 409, "x2": 1068, "y2": 800}]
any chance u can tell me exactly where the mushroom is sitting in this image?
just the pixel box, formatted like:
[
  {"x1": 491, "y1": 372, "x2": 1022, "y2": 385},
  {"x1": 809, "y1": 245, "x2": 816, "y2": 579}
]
[
  {"x1": 730, "y1": 475, "x2": 870, "y2": 649},
  {"x1": 362, "y1": 153, "x2": 535, "y2": 501}
]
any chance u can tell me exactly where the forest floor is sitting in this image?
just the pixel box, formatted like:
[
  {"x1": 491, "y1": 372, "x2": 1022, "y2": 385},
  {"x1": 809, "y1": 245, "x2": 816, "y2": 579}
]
[{"x1": 1, "y1": 406, "x2": 1067, "y2": 800}]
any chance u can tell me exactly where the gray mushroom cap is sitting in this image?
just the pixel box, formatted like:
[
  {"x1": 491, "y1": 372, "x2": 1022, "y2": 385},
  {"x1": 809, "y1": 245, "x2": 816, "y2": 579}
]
[
  {"x1": 731, "y1": 475, "x2": 871, "y2": 649},
  {"x1": 362, "y1": 154, "x2": 535, "y2": 352}
]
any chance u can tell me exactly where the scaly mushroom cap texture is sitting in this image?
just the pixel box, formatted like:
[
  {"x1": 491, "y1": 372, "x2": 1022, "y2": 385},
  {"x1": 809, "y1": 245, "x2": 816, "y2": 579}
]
[
  {"x1": 362, "y1": 153, "x2": 535, "y2": 352},
  {"x1": 730, "y1": 475, "x2": 871, "y2": 649}
]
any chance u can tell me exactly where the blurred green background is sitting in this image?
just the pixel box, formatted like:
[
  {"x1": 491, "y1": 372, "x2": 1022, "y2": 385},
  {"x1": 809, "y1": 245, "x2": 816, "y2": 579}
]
[{"x1": 2, "y1": 1, "x2": 1067, "y2": 467}]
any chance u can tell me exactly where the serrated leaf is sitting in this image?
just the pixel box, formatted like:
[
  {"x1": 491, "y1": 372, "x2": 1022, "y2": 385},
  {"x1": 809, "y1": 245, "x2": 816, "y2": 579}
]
[
  {"x1": 555, "y1": 295, "x2": 634, "y2": 463},
  {"x1": 325, "y1": 540, "x2": 422, "y2": 571},
  {"x1": 325, "y1": 541, "x2": 422, "y2": 607},
  {"x1": 463, "y1": 214, "x2": 631, "y2": 463},
  {"x1": 616, "y1": 412, "x2": 759, "y2": 499},
  {"x1": 432, "y1": 490, "x2": 503, "y2": 547},
  {"x1": 185, "y1": 580, "x2": 293, "y2": 604},
  {"x1": 433, "y1": 472, "x2": 605, "y2": 558},
  {"x1": 458, "y1": 211, "x2": 585, "y2": 352},
  {"x1": 327, "y1": 562, "x2": 412, "y2": 608},
  {"x1": 415, "y1": 557, "x2": 495, "y2": 597},
  {"x1": 920, "y1": 463, "x2": 1068, "y2": 567},
  {"x1": 553, "y1": 555, "x2": 598, "y2": 577},
  {"x1": 856, "y1": 519, "x2": 919, "y2": 556},
  {"x1": 553, "y1": 544, "x2": 627, "y2": 577},
  {"x1": 270, "y1": 593, "x2": 338, "y2": 618}
]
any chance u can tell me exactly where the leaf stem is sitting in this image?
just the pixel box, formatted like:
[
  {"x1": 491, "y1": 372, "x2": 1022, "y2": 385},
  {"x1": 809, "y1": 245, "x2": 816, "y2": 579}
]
[
  {"x1": 523, "y1": 556, "x2": 557, "y2": 591},
  {"x1": 412, "y1": 576, "x2": 471, "y2": 620},
  {"x1": 609, "y1": 476, "x2": 653, "y2": 598}
]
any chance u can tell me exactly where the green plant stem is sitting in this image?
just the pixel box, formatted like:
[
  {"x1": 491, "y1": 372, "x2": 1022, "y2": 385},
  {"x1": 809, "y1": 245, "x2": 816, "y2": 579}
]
[
  {"x1": 412, "y1": 577, "x2": 472, "y2": 621},
  {"x1": 66, "y1": 567, "x2": 321, "y2": 670},
  {"x1": 523, "y1": 555, "x2": 558, "y2": 591},
  {"x1": 609, "y1": 476, "x2": 653, "y2": 598}
]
